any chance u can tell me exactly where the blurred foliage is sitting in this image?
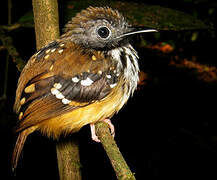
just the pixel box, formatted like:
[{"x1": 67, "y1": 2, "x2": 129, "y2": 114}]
[
  {"x1": 18, "y1": 10, "x2": 34, "y2": 25},
  {"x1": 61, "y1": 0, "x2": 211, "y2": 30},
  {"x1": 18, "y1": 0, "x2": 211, "y2": 31}
]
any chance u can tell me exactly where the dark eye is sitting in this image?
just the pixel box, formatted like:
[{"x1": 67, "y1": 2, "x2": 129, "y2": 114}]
[{"x1": 97, "y1": 26, "x2": 111, "y2": 39}]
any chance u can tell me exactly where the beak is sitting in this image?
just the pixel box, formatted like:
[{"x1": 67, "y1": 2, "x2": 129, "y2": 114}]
[{"x1": 116, "y1": 27, "x2": 158, "y2": 39}]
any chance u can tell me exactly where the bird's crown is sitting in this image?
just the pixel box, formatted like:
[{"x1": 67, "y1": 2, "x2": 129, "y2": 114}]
[{"x1": 61, "y1": 7, "x2": 131, "y2": 50}]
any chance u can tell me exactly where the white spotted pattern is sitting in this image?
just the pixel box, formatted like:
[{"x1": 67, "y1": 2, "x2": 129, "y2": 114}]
[
  {"x1": 62, "y1": 98, "x2": 71, "y2": 104},
  {"x1": 51, "y1": 48, "x2": 56, "y2": 52},
  {"x1": 53, "y1": 83, "x2": 62, "y2": 89},
  {"x1": 110, "y1": 83, "x2": 117, "y2": 88},
  {"x1": 108, "y1": 43, "x2": 139, "y2": 109},
  {"x1": 108, "y1": 44, "x2": 139, "y2": 96},
  {"x1": 51, "y1": 83, "x2": 70, "y2": 104},
  {"x1": 106, "y1": 74, "x2": 111, "y2": 79},
  {"x1": 81, "y1": 77, "x2": 93, "y2": 86},
  {"x1": 56, "y1": 93, "x2": 65, "y2": 99},
  {"x1": 51, "y1": 88, "x2": 59, "y2": 95},
  {"x1": 51, "y1": 87, "x2": 65, "y2": 99},
  {"x1": 58, "y1": 49, "x2": 64, "y2": 54},
  {"x1": 46, "y1": 49, "x2": 51, "y2": 54},
  {"x1": 72, "y1": 77, "x2": 80, "y2": 83}
]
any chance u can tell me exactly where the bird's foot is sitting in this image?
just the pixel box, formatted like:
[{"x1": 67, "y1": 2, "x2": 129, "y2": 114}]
[{"x1": 90, "y1": 119, "x2": 115, "y2": 143}]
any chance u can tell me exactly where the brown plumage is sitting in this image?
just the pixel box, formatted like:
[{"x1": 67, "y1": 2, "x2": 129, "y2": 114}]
[{"x1": 12, "y1": 6, "x2": 157, "y2": 170}]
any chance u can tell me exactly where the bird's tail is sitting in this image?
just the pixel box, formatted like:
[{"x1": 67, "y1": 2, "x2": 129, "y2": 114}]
[{"x1": 11, "y1": 128, "x2": 35, "y2": 172}]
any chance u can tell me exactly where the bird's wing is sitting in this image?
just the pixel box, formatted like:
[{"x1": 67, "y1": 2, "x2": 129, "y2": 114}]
[{"x1": 14, "y1": 40, "x2": 120, "y2": 132}]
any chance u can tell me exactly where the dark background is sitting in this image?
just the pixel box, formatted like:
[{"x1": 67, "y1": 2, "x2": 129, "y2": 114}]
[{"x1": 0, "y1": 0, "x2": 217, "y2": 179}]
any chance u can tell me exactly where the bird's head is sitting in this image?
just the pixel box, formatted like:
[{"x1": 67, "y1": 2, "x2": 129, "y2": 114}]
[{"x1": 61, "y1": 6, "x2": 157, "y2": 50}]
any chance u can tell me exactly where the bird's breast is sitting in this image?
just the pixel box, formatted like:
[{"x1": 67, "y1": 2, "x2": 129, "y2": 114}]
[{"x1": 108, "y1": 43, "x2": 139, "y2": 99}]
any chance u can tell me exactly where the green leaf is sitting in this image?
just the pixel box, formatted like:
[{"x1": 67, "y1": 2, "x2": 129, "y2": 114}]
[{"x1": 18, "y1": 11, "x2": 34, "y2": 24}]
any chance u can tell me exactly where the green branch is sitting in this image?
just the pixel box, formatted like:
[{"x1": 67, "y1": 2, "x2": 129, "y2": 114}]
[{"x1": 96, "y1": 121, "x2": 136, "y2": 180}]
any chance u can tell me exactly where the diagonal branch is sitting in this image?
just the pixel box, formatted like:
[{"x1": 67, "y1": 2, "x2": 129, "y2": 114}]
[{"x1": 96, "y1": 121, "x2": 136, "y2": 180}]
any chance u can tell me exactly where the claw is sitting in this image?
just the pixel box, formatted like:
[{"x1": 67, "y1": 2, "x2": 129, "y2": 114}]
[
  {"x1": 103, "y1": 119, "x2": 115, "y2": 137},
  {"x1": 90, "y1": 119, "x2": 115, "y2": 142}
]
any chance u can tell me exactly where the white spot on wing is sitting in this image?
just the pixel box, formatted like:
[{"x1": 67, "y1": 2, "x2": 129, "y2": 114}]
[
  {"x1": 62, "y1": 98, "x2": 71, "y2": 104},
  {"x1": 46, "y1": 49, "x2": 51, "y2": 54},
  {"x1": 81, "y1": 77, "x2": 93, "y2": 86},
  {"x1": 72, "y1": 77, "x2": 80, "y2": 83},
  {"x1": 110, "y1": 83, "x2": 117, "y2": 88},
  {"x1": 56, "y1": 93, "x2": 64, "y2": 99},
  {"x1": 106, "y1": 74, "x2": 111, "y2": 79},
  {"x1": 53, "y1": 83, "x2": 62, "y2": 89},
  {"x1": 51, "y1": 48, "x2": 56, "y2": 52},
  {"x1": 51, "y1": 88, "x2": 59, "y2": 95},
  {"x1": 51, "y1": 88, "x2": 64, "y2": 99},
  {"x1": 58, "y1": 49, "x2": 63, "y2": 54}
]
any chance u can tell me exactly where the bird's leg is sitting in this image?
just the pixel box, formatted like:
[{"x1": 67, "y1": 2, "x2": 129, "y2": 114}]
[
  {"x1": 90, "y1": 119, "x2": 115, "y2": 142},
  {"x1": 90, "y1": 123, "x2": 100, "y2": 142},
  {"x1": 103, "y1": 119, "x2": 115, "y2": 137}
]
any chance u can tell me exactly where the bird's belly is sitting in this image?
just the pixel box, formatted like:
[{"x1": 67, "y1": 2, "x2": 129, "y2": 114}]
[{"x1": 38, "y1": 81, "x2": 127, "y2": 139}]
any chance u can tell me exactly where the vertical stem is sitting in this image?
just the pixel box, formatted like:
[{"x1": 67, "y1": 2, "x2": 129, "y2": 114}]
[
  {"x1": 32, "y1": 1, "x2": 81, "y2": 179},
  {"x1": 32, "y1": 0, "x2": 60, "y2": 49},
  {"x1": 3, "y1": 54, "x2": 9, "y2": 98},
  {"x1": 8, "y1": 0, "x2": 12, "y2": 25},
  {"x1": 2, "y1": 0, "x2": 12, "y2": 100},
  {"x1": 56, "y1": 137, "x2": 82, "y2": 180}
]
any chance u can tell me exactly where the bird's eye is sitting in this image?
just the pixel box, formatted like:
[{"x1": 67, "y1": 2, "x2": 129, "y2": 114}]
[{"x1": 97, "y1": 26, "x2": 111, "y2": 39}]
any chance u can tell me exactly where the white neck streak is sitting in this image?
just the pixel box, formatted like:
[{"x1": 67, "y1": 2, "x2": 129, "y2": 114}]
[{"x1": 108, "y1": 44, "x2": 140, "y2": 97}]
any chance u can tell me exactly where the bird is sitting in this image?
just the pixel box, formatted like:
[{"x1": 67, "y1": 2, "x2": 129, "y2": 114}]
[{"x1": 12, "y1": 6, "x2": 157, "y2": 170}]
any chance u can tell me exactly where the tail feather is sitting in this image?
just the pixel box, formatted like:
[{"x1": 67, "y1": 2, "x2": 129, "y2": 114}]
[{"x1": 11, "y1": 128, "x2": 35, "y2": 171}]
